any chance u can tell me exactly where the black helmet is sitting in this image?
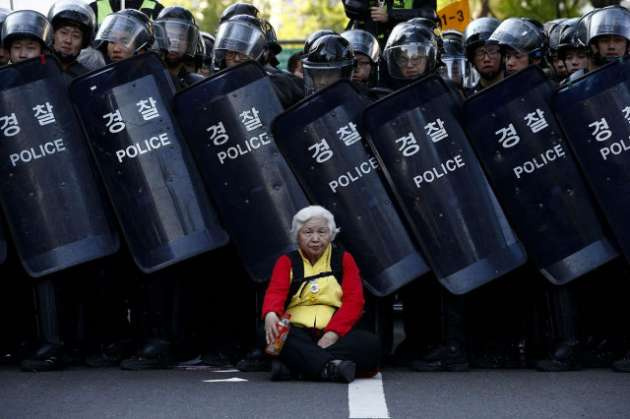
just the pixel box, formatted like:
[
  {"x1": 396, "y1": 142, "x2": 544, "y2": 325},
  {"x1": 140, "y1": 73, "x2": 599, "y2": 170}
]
[
  {"x1": 95, "y1": 9, "x2": 153, "y2": 54},
  {"x1": 200, "y1": 31, "x2": 214, "y2": 67},
  {"x1": 574, "y1": 9, "x2": 598, "y2": 49},
  {"x1": 304, "y1": 29, "x2": 336, "y2": 55},
  {"x1": 384, "y1": 22, "x2": 439, "y2": 79},
  {"x1": 1, "y1": 10, "x2": 53, "y2": 50},
  {"x1": 213, "y1": 14, "x2": 266, "y2": 70},
  {"x1": 407, "y1": 16, "x2": 441, "y2": 32},
  {"x1": 489, "y1": 17, "x2": 546, "y2": 59},
  {"x1": 342, "y1": 0, "x2": 370, "y2": 21},
  {"x1": 302, "y1": 34, "x2": 355, "y2": 94},
  {"x1": 442, "y1": 30, "x2": 464, "y2": 57},
  {"x1": 260, "y1": 18, "x2": 281, "y2": 56},
  {"x1": 220, "y1": 3, "x2": 259, "y2": 23},
  {"x1": 0, "y1": 8, "x2": 11, "y2": 47},
  {"x1": 341, "y1": 29, "x2": 380, "y2": 63},
  {"x1": 587, "y1": 5, "x2": 630, "y2": 45},
  {"x1": 463, "y1": 17, "x2": 500, "y2": 59},
  {"x1": 154, "y1": 6, "x2": 199, "y2": 58},
  {"x1": 549, "y1": 18, "x2": 580, "y2": 53},
  {"x1": 47, "y1": 0, "x2": 95, "y2": 48}
]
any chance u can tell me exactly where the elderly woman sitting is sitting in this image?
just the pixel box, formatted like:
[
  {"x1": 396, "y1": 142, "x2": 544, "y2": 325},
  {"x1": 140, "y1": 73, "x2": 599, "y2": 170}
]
[{"x1": 262, "y1": 205, "x2": 380, "y2": 382}]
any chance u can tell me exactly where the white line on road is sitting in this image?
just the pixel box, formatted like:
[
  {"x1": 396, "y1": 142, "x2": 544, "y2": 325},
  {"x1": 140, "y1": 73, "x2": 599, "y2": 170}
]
[
  {"x1": 348, "y1": 373, "x2": 390, "y2": 418},
  {"x1": 202, "y1": 377, "x2": 248, "y2": 383}
]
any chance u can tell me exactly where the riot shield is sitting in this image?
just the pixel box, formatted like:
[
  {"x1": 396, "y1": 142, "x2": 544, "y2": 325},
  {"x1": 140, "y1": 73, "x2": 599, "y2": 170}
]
[
  {"x1": 173, "y1": 61, "x2": 309, "y2": 282},
  {"x1": 0, "y1": 219, "x2": 6, "y2": 265},
  {"x1": 272, "y1": 80, "x2": 430, "y2": 296},
  {"x1": 69, "y1": 53, "x2": 228, "y2": 273},
  {"x1": 0, "y1": 55, "x2": 119, "y2": 277},
  {"x1": 553, "y1": 59, "x2": 630, "y2": 261},
  {"x1": 364, "y1": 75, "x2": 526, "y2": 295},
  {"x1": 463, "y1": 66, "x2": 617, "y2": 285}
]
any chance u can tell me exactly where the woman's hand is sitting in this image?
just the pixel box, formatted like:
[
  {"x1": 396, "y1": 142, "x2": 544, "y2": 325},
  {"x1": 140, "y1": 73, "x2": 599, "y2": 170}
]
[
  {"x1": 264, "y1": 312, "x2": 280, "y2": 345},
  {"x1": 370, "y1": 5, "x2": 389, "y2": 23},
  {"x1": 317, "y1": 331, "x2": 339, "y2": 348}
]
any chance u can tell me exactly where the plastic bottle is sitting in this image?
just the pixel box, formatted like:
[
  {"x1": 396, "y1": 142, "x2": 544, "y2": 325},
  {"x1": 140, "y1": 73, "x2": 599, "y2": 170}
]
[{"x1": 265, "y1": 313, "x2": 291, "y2": 356}]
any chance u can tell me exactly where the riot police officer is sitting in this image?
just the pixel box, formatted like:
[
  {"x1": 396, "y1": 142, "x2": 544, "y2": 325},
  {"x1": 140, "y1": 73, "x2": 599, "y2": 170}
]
[
  {"x1": 94, "y1": 8, "x2": 153, "y2": 63},
  {"x1": 438, "y1": 29, "x2": 471, "y2": 88},
  {"x1": 552, "y1": 18, "x2": 588, "y2": 80},
  {"x1": 198, "y1": 31, "x2": 214, "y2": 77},
  {"x1": 463, "y1": 17, "x2": 502, "y2": 96},
  {"x1": 213, "y1": 13, "x2": 303, "y2": 108},
  {"x1": 302, "y1": 34, "x2": 356, "y2": 95},
  {"x1": 48, "y1": 0, "x2": 97, "y2": 80},
  {"x1": 381, "y1": 21, "x2": 439, "y2": 90},
  {"x1": 2, "y1": 10, "x2": 52, "y2": 64},
  {"x1": 341, "y1": 29, "x2": 381, "y2": 87},
  {"x1": 152, "y1": 6, "x2": 203, "y2": 89},
  {"x1": 488, "y1": 17, "x2": 546, "y2": 76},
  {"x1": 587, "y1": 5, "x2": 630, "y2": 70}
]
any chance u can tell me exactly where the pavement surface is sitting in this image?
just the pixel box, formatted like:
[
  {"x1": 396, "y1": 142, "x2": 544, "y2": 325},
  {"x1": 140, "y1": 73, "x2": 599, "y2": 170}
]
[{"x1": 1, "y1": 366, "x2": 629, "y2": 418}]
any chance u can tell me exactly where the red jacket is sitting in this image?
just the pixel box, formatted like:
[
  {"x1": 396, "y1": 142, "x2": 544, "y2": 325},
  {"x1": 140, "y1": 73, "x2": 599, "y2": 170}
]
[{"x1": 262, "y1": 251, "x2": 365, "y2": 336}]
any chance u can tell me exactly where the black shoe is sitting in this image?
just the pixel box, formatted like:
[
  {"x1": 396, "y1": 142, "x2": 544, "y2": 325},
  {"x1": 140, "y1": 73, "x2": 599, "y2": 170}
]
[
  {"x1": 582, "y1": 337, "x2": 615, "y2": 368},
  {"x1": 236, "y1": 348, "x2": 271, "y2": 372},
  {"x1": 411, "y1": 343, "x2": 469, "y2": 372},
  {"x1": 20, "y1": 343, "x2": 67, "y2": 372},
  {"x1": 86, "y1": 340, "x2": 134, "y2": 368},
  {"x1": 201, "y1": 351, "x2": 233, "y2": 368},
  {"x1": 270, "y1": 359, "x2": 292, "y2": 381},
  {"x1": 120, "y1": 339, "x2": 172, "y2": 370},
  {"x1": 612, "y1": 351, "x2": 630, "y2": 373},
  {"x1": 536, "y1": 342, "x2": 581, "y2": 372},
  {"x1": 320, "y1": 359, "x2": 356, "y2": 383}
]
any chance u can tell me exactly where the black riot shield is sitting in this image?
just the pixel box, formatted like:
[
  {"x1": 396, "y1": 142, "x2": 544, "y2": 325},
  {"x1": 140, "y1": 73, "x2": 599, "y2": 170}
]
[
  {"x1": 364, "y1": 75, "x2": 526, "y2": 294},
  {"x1": 69, "y1": 53, "x2": 228, "y2": 273},
  {"x1": 554, "y1": 59, "x2": 630, "y2": 261},
  {"x1": 173, "y1": 61, "x2": 309, "y2": 282},
  {"x1": 0, "y1": 218, "x2": 7, "y2": 265},
  {"x1": 463, "y1": 66, "x2": 617, "y2": 285},
  {"x1": 0, "y1": 55, "x2": 119, "y2": 277},
  {"x1": 272, "y1": 81, "x2": 430, "y2": 296}
]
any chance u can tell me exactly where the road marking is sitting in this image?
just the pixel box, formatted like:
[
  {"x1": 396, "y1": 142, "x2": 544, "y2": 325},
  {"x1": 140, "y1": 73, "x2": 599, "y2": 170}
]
[
  {"x1": 348, "y1": 373, "x2": 390, "y2": 418},
  {"x1": 203, "y1": 377, "x2": 248, "y2": 383}
]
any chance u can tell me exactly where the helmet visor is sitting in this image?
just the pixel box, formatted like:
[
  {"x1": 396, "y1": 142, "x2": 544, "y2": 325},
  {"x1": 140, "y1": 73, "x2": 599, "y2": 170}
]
[
  {"x1": 303, "y1": 66, "x2": 353, "y2": 95},
  {"x1": 439, "y1": 57, "x2": 466, "y2": 85},
  {"x1": 96, "y1": 15, "x2": 147, "y2": 51},
  {"x1": 588, "y1": 8, "x2": 630, "y2": 44},
  {"x1": 385, "y1": 42, "x2": 433, "y2": 79},
  {"x1": 154, "y1": 20, "x2": 198, "y2": 56},
  {"x1": 341, "y1": 29, "x2": 380, "y2": 62},
  {"x1": 489, "y1": 19, "x2": 543, "y2": 53},
  {"x1": 214, "y1": 20, "x2": 265, "y2": 60}
]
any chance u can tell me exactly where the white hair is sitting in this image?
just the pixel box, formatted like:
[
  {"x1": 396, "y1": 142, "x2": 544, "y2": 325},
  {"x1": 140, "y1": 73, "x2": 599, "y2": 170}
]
[{"x1": 290, "y1": 205, "x2": 340, "y2": 243}]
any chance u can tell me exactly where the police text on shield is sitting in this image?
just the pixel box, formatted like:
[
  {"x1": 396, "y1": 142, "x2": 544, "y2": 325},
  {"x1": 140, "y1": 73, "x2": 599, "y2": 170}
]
[
  {"x1": 513, "y1": 144, "x2": 565, "y2": 179},
  {"x1": 10, "y1": 138, "x2": 67, "y2": 167},
  {"x1": 115, "y1": 132, "x2": 171, "y2": 163},
  {"x1": 329, "y1": 157, "x2": 379, "y2": 193}
]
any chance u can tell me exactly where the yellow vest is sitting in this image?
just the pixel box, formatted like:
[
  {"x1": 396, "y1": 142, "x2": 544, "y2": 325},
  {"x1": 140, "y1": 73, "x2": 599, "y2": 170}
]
[
  {"x1": 96, "y1": 0, "x2": 158, "y2": 25},
  {"x1": 286, "y1": 244, "x2": 343, "y2": 330}
]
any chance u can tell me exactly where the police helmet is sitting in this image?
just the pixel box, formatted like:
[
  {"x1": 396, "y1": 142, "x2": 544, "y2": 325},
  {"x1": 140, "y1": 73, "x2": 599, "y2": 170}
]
[
  {"x1": 384, "y1": 22, "x2": 439, "y2": 79},
  {"x1": 48, "y1": 0, "x2": 96, "y2": 48},
  {"x1": 260, "y1": 18, "x2": 282, "y2": 56},
  {"x1": 220, "y1": 3, "x2": 259, "y2": 23},
  {"x1": 463, "y1": 17, "x2": 500, "y2": 60},
  {"x1": 200, "y1": 31, "x2": 214, "y2": 68},
  {"x1": 304, "y1": 29, "x2": 336, "y2": 55},
  {"x1": 302, "y1": 34, "x2": 355, "y2": 94},
  {"x1": 341, "y1": 29, "x2": 380, "y2": 63},
  {"x1": 213, "y1": 14, "x2": 267, "y2": 70},
  {"x1": 0, "y1": 8, "x2": 11, "y2": 47},
  {"x1": 587, "y1": 5, "x2": 630, "y2": 45},
  {"x1": 154, "y1": 6, "x2": 199, "y2": 58},
  {"x1": 95, "y1": 9, "x2": 153, "y2": 54},
  {"x1": 489, "y1": 17, "x2": 546, "y2": 59},
  {"x1": 2, "y1": 10, "x2": 53, "y2": 51}
]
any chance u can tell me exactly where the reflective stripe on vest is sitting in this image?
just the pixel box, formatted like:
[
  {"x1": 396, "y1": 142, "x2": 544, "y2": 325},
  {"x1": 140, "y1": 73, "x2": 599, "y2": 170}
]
[
  {"x1": 97, "y1": 0, "x2": 158, "y2": 24},
  {"x1": 96, "y1": 0, "x2": 114, "y2": 25}
]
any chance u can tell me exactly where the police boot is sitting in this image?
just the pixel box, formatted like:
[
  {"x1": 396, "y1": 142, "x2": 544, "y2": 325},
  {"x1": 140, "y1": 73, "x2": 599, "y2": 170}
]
[
  {"x1": 535, "y1": 341, "x2": 581, "y2": 372},
  {"x1": 612, "y1": 350, "x2": 630, "y2": 373},
  {"x1": 320, "y1": 360, "x2": 356, "y2": 383},
  {"x1": 120, "y1": 339, "x2": 172, "y2": 370},
  {"x1": 85, "y1": 339, "x2": 134, "y2": 368},
  {"x1": 411, "y1": 342, "x2": 469, "y2": 372},
  {"x1": 20, "y1": 342, "x2": 67, "y2": 372}
]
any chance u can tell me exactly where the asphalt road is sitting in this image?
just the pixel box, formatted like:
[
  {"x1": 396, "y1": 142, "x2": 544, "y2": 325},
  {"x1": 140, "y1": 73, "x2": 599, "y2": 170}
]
[{"x1": 1, "y1": 366, "x2": 629, "y2": 419}]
